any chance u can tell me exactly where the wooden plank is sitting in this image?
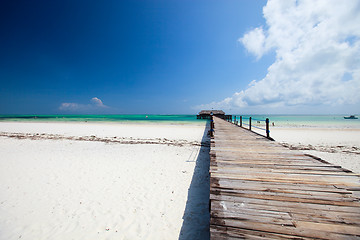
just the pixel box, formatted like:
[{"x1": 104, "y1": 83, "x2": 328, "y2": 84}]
[
  {"x1": 211, "y1": 162, "x2": 345, "y2": 170},
  {"x1": 211, "y1": 172, "x2": 360, "y2": 187},
  {"x1": 212, "y1": 159, "x2": 328, "y2": 167},
  {"x1": 211, "y1": 219, "x2": 360, "y2": 240},
  {"x1": 210, "y1": 190, "x2": 360, "y2": 214},
  {"x1": 211, "y1": 225, "x2": 316, "y2": 240},
  {"x1": 211, "y1": 186, "x2": 355, "y2": 200},
  {"x1": 210, "y1": 190, "x2": 360, "y2": 207},
  {"x1": 211, "y1": 157, "x2": 321, "y2": 163},
  {"x1": 211, "y1": 210, "x2": 360, "y2": 235},
  {"x1": 209, "y1": 171, "x2": 360, "y2": 183},
  {"x1": 210, "y1": 173, "x2": 360, "y2": 188},
  {"x1": 211, "y1": 200, "x2": 360, "y2": 224},
  {"x1": 211, "y1": 178, "x2": 354, "y2": 194},
  {"x1": 210, "y1": 188, "x2": 357, "y2": 203},
  {"x1": 295, "y1": 221, "x2": 360, "y2": 235},
  {"x1": 210, "y1": 166, "x2": 360, "y2": 176}
]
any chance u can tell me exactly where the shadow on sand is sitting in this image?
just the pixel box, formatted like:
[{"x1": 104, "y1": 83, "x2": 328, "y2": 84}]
[{"x1": 179, "y1": 122, "x2": 211, "y2": 240}]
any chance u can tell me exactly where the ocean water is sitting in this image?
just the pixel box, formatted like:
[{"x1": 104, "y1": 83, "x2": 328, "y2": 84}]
[
  {"x1": 0, "y1": 114, "x2": 359, "y2": 128},
  {"x1": 232, "y1": 115, "x2": 360, "y2": 128},
  {"x1": 0, "y1": 114, "x2": 204, "y2": 124}
]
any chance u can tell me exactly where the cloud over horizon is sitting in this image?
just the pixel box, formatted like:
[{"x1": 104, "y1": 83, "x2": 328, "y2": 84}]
[
  {"x1": 197, "y1": 0, "x2": 360, "y2": 113},
  {"x1": 59, "y1": 97, "x2": 110, "y2": 113}
]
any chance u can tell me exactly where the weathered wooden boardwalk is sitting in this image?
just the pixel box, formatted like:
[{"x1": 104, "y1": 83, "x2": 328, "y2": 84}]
[{"x1": 210, "y1": 116, "x2": 360, "y2": 239}]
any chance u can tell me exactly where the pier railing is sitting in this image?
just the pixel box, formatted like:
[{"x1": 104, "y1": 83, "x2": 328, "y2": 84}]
[{"x1": 227, "y1": 116, "x2": 273, "y2": 140}]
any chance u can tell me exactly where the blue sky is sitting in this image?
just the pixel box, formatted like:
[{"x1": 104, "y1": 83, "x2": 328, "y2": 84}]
[{"x1": 1, "y1": 0, "x2": 359, "y2": 114}]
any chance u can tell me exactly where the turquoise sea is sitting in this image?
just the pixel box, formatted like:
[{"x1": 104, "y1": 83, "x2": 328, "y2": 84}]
[
  {"x1": 0, "y1": 114, "x2": 359, "y2": 128},
  {"x1": 232, "y1": 115, "x2": 360, "y2": 128},
  {"x1": 0, "y1": 114, "x2": 203, "y2": 124}
]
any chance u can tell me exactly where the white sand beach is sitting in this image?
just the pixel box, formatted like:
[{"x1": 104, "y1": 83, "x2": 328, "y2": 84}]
[
  {"x1": 0, "y1": 122, "x2": 210, "y2": 240},
  {"x1": 271, "y1": 128, "x2": 360, "y2": 174}
]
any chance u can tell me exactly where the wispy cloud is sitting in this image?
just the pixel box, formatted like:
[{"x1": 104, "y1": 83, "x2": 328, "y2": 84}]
[
  {"x1": 90, "y1": 97, "x2": 107, "y2": 108},
  {"x1": 59, "y1": 97, "x2": 110, "y2": 112},
  {"x1": 196, "y1": 0, "x2": 360, "y2": 113}
]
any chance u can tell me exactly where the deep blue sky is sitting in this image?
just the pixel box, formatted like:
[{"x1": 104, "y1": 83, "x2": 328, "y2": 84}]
[{"x1": 0, "y1": 0, "x2": 270, "y2": 114}]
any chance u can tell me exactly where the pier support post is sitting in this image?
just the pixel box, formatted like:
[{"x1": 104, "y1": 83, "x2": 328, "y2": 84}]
[
  {"x1": 266, "y1": 118, "x2": 270, "y2": 138},
  {"x1": 249, "y1": 117, "x2": 252, "y2": 131},
  {"x1": 240, "y1": 116, "x2": 242, "y2": 127},
  {"x1": 210, "y1": 116, "x2": 214, "y2": 138}
]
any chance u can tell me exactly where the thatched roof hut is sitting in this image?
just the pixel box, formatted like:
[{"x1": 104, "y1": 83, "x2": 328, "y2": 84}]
[
  {"x1": 197, "y1": 110, "x2": 231, "y2": 120},
  {"x1": 198, "y1": 110, "x2": 225, "y2": 115}
]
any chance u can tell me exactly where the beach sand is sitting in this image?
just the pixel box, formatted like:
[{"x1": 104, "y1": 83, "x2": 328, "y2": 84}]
[
  {"x1": 0, "y1": 122, "x2": 210, "y2": 240},
  {"x1": 271, "y1": 127, "x2": 360, "y2": 173}
]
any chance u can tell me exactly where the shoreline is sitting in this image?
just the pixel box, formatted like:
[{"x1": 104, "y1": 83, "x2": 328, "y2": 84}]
[
  {"x1": 0, "y1": 119, "x2": 207, "y2": 126},
  {"x1": 0, "y1": 121, "x2": 208, "y2": 142}
]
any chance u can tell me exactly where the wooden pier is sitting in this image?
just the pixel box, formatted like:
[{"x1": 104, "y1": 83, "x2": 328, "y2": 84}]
[{"x1": 209, "y1": 116, "x2": 360, "y2": 239}]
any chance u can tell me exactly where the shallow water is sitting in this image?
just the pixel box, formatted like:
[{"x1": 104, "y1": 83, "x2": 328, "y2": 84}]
[
  {"x1": 1, "y1": 114, "x2": 360, "y2": 128},
  {"x1": 232, "y1": 114, "x2": 360, "y2": 128},
  {"x1": 0, "y1": 114, "x2": 205, "y2": 124}
]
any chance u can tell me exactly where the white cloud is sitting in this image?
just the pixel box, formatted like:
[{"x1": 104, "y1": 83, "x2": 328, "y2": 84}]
[
  {"x1": 91, "y1": 97, "x2": 106, "y2": 107},
  {"x1": 59, "y1": 97, "x2": 109, "y2": 112},
  {"x1": 59, "y1": 102, "x2": 82, "y2": 111},
  {"x1": 240, "y1": 27, "x2": 268, "y2": 59},
  {"x1": 198, "y1": 0, "x2": 360, "y2": 113}
]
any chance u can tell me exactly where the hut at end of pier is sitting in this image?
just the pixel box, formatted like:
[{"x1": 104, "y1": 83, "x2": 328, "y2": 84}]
[{"x1": 197, "y1": 110, "x2": 232, "y2": 120}]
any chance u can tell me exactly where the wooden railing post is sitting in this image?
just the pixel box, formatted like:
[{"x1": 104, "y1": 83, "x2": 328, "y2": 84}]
[
  {"x1": 210, "y1": 116, "x2": 214, "y2": 138},
  {"x1": 249, "y1": 117, "x2": 252, "y2": 131},
  {"x1": 240, "y1": 116, "x2": 242, "y2": 127},
  {"x1": 266, "y1": 118, "x2": 270, "y2": 138}
]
